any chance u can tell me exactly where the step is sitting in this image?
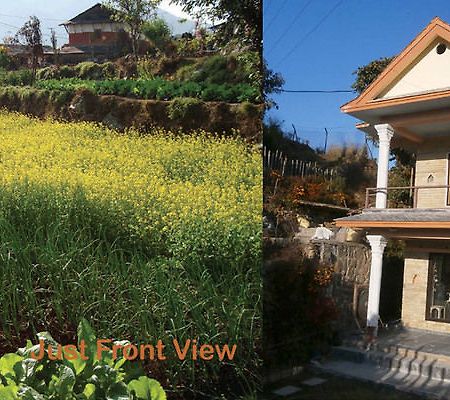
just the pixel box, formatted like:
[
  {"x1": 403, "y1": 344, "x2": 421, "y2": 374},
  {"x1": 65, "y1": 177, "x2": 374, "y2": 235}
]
[
  {"x1": 332, "y1": 345, "x2": 450, "y2": 383},
  {"x1": 316, "y1": 359, "x2": 450, "y2": 399}
]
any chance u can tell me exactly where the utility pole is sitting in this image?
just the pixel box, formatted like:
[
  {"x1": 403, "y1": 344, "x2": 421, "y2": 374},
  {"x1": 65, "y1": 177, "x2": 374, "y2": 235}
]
[
  {"x1": 292, "y1": 123, "x2": 298, "y2": 142},
  {"x1": 324, "y1": 128, "x2": 329, "y2": 153}
]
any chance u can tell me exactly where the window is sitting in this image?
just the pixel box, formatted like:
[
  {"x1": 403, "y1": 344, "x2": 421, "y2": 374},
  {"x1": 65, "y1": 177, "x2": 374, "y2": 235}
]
[
  {"x1": 427, "y1": 253, "x2": 450, "y2": 322},
  {"x1": 94, "y1": 29, "x2": 102, "y2": 39}
]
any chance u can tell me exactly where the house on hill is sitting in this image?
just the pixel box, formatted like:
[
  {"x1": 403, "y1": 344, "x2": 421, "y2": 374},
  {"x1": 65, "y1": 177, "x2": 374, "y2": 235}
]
[
  {"x1": 60, "y1": 3, "x2": 129, "y2": 59},
  {"x1": 337, "y1": 17, "x2": 450, "y2": 338},
  {"x1": 57, "y1": 3, "x2": 196, "y2": 61}
]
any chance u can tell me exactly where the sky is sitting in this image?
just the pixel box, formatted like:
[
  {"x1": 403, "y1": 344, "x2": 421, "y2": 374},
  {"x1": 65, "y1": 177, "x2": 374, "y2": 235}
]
[
  {"x1": 0, "y1": 1, "x2": 192, "y2": 46},
  {"x1": 264, "y1": 0, "x2": 450, "y2": 151}
]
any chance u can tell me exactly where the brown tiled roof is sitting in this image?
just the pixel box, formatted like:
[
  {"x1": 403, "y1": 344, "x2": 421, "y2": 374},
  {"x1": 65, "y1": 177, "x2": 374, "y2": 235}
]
[
  {"x1": 62, "y1": 3, "x2": 115, "y2": 25},
  {"x1": 337, "y1": 208, "x2": 450, "y2": 223}
]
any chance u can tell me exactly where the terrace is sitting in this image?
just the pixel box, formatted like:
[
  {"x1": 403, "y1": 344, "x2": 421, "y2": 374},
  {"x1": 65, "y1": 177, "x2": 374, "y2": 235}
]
[{"x1": 365, "y1": 185, "x2": 450, "y2": 209}]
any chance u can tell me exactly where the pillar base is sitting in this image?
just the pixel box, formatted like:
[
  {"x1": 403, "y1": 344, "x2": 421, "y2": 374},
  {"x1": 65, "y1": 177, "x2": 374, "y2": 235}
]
[{"x1": 365, "y1": 326, "x2": 378, "y2": 348}]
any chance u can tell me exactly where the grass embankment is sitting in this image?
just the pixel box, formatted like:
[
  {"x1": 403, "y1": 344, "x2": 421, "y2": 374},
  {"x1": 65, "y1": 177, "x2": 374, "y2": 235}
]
[
  {"x1": 0, "y1": 111, "x2": 262, "y2": 397},
  {"x1": 35, "y1": 78, "x2": 260, "y2": 103}
]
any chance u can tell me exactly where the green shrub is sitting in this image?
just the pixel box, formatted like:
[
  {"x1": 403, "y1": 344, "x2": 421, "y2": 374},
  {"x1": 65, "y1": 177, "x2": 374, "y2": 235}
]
[
  {"x1": 174, "y1": 62, "x2": 199, "y2": 81},
  {"x1": 34, "y1": 77, "x2": 260, "y2": 103},
  {"x1": 137, "y1": 56, "x2": 155, "y2": 80},
  {"x1": 0, "y1": 69, "x2": 34, "y2": 86},
  {"x1": 0, "y1": 46, "x2": 12, "y2": 69},
  {"x1": 142, "y1": 17, "x2": 172, "y2": 50},
  {"x1": 238, "y1": 101, "x2": 258, "y2": 116},
  {"x1": 101, "y1": 61, "x2": 117, "y2": 79},
  {"x1": 174, "y1": 53, "x2": 261, "y2": 87},
  {"x1": 167, "y1": 96, "x2": 202, "y2": 120},
  {"x1": 174, "y1": 37, "x2": 201, "y2": 57},
  {"x1": 75, "y1": 62, "x2": 104, "y2": 80},
  {"x1": 59, "y1": 65, "x2": 76, "y2": 79},
  {"x1": 236, "y1": 51, "x2": 262, "y2": 87},
  {"x1": 0, "y1": 319, "x2": 166, "y2": 399}
]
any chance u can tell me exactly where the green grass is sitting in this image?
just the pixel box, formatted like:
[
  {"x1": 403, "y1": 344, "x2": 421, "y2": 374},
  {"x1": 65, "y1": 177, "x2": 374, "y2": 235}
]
[{"x1": 0, "y1": 112, "x2": 262, "y2": 397}]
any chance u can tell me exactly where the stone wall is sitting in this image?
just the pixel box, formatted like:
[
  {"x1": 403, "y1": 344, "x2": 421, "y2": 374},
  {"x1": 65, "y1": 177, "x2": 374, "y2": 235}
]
[
  {"x1": 305, "y1": 240, "x2": 371, "y2": 331},
  {"x1": 265, "y1": 235, "x2": 406, "y2": 333},
  {"x1": 264, "y1": 238, "x2": 372, "y2": 332}
]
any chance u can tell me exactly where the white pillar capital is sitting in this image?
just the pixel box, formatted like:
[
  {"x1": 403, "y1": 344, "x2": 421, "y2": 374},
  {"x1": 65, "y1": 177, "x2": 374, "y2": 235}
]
[
  {"x1": 367, "y1": 234, "x2": 388, "y2": 255},
  {"x1": 374, "y1": 123, "x2": 394, "y2": 144}
]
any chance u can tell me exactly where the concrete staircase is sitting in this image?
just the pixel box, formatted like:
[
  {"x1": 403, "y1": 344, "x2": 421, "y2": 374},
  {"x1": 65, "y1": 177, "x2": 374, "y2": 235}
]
[{"x1": 317, "y1": 334, "x2": 450, "y2": 398}]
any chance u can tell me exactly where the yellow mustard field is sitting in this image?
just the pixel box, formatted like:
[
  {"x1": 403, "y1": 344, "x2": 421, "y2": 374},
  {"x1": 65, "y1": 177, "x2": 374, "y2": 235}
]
[
  {"x1": 0, "y1": 111, "x2": 261, "y2": 248},
  {"x1": 0, "y1": 111, "x2": 262, "y2": 395}
]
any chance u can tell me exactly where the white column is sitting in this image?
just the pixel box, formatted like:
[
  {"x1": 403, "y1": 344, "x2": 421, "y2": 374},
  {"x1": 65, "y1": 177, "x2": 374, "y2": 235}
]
[
  {"x1": 374, "y1": 124, "x2": 394, "y2": 208},
  {"x1": 366, "y1": 235, "x2": 388, "y2": 333}
]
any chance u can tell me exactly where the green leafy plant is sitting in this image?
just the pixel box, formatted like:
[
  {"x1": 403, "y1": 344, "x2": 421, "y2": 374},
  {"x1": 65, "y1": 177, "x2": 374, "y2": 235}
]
[
  {"x1": 0, "y1": 319, "x2": 166, "y2": 399},
  {"x1": 0, "y1": 69, "x2": 34, "y2": 86},
  {"x1": 167, "y1": 97, "x2": 202, "y2": 120},
  {"x1": 34, "y1": 78, "x2": 260, "y2": 103},
  {"x1": 0, "y1": 46, "x2": 12, "y2": 69}
]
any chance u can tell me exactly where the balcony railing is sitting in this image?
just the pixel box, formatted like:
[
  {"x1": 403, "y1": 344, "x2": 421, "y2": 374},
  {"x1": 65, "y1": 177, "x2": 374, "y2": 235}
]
[{"x1": 365, "y1": 185, "x2": 450, "y2": 209}]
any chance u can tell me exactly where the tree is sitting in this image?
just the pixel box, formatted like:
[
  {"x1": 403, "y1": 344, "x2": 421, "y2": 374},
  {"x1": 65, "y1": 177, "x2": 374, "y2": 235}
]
[
  {"x1": 50, "y1": 28, "x2": 59, "y2": 66},
  {"x1": 352, "y1": 56, "x2": 395, "y2": 144},
  {"x1": 0, "y1": 46, "x2": 11, "y2": 69},
  {"x1": 142, "y1": 17, "x2": 171, "y2": 52},
  {"x1": 103, "y1": 0, "x2": 161, "y2": 59},
  {"x1": 16, "y1": 16, "x2": 43, "y2": 84},
  {"x1": 2, "y1": 35, "x2": 18, "y2": 45},
  {"x1": 352, "y1": 56, "x2": 394, "y2": 94},
  {"x1": 171, "y1": 0, "x2": 261, "y2": 52},
  {"x1": 264, "y1": 59, "x2": 284, "y2": 110}
]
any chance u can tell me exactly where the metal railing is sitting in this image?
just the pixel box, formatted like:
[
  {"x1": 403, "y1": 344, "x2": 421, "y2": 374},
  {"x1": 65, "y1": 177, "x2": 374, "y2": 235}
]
[{"x1": 365, "y1": 185, "x2": 450, "y2": 209}]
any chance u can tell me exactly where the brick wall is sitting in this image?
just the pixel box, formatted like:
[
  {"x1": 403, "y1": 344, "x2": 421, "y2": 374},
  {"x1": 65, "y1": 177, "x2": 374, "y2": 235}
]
[
  {"x1": 415, "y1": 147, "x2": 449, "y2": 208},
  {"x1": 69, "y1": 31, "x2": 119, "y2": 46}
]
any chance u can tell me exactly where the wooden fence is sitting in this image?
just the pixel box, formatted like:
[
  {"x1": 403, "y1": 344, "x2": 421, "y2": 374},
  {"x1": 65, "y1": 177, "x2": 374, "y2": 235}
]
[{"x1": 263, "y1": 146, "x2": 337, "y2": 180}]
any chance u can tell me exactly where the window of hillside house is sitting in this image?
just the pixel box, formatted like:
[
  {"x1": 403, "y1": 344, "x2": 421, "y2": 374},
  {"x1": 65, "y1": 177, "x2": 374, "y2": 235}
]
[
  {"x1": 427, "y1": 253, "x2": 450, "y2": 322},
  {"x1": 94, "y1": 29, "x2": 102, "y2": 39}
]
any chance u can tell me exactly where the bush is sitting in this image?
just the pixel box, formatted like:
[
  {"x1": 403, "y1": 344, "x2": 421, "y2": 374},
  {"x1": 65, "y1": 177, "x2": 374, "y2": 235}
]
[
  {"x1": 174, "y1": 37, "x2": 201, "y2": 57},
  {"x1": 0, "y1": 46, "x2": 12, "y2": 69},
  {"x1": 264, "y1": 249, "x2": 338, "y2": 367},
  {"x1": 137, "y1": 56, "x2": 155, "y2": 80},
  {"x1": 0, "y1": 69, "x2": 34, "y2": 86},
  {"x1": 75, "y1": 62, "x2": 105, "y2": 80},
  {"x1": 174, "y1": 53, "x2": 261, "y2": 88},
  {"x1": 36, "y1": 62, "x2": 119, "y2": 81},
  {"x1": 142, "y1": 18, "x2": 172, "y2": 50},
  {"x1": 167, "y1": 97, "x2": 202, "y2": 120}
]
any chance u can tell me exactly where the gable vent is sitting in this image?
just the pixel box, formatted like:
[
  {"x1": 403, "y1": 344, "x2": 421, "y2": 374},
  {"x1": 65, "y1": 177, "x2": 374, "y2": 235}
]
[{"x1": 436, "y1": 43, "x2": 447, "y2": 55}]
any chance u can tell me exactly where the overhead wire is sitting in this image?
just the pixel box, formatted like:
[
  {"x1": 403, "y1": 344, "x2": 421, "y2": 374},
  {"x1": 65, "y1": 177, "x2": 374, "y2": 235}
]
[
  {"x1": 0, "y1": 13, "x2": 62, "y2": 22},
  {"x1": 273, "y1": 0, "x2": 344, "y2": 68},
  {"x1": 264, "y1": 0, "x2": 289, "y2": 32},
  {"x1": 265, "y1": 0, "x2": 314, "y2": 57},
  {"x1": 0, "y1": 20, "x2": 67, "y2": 40},
  {"x1": 281, "y1": 89, "x2": 354, "y2": 93}
]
